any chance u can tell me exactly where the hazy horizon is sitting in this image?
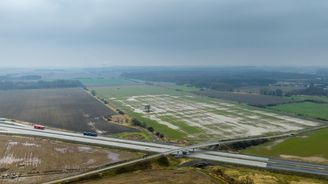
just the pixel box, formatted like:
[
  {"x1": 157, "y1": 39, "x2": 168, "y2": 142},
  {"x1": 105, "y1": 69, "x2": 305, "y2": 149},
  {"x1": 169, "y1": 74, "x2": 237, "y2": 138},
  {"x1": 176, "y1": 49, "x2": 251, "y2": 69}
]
[{"x1": 0, "y1": 0, "x2": 328, "y2": 67}]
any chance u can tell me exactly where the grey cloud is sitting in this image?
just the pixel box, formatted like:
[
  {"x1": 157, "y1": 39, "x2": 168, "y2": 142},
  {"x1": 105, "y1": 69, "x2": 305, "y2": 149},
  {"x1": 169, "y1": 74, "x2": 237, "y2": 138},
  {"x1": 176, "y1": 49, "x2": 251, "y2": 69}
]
[{"x1": 0, "y1": 0, "x2": 328, "y2": 67}]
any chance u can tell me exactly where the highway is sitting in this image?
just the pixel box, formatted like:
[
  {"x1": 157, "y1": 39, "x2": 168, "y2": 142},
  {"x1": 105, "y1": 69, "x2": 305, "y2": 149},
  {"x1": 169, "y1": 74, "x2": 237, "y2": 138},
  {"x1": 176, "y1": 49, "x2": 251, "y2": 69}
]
[{"x1": 0, "y1": 120, "x2": 327, "y2": 178}]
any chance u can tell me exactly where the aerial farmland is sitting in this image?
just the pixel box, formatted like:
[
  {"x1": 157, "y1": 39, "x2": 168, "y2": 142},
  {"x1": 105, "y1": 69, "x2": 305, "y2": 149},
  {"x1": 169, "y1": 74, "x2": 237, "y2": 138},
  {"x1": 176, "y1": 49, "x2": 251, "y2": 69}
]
[
  {"x1": 2, "y1": 0, "x2": 328, "y2": 182},
  {"x1": 0, "y1": 88, "x2": 136, "y2": 135},
  {"x1": 93, "y1": 84, "x2": 320, "y2": 141},
  {"x1": 0, "y1": 134, "x2": 140, "y2": 184}
]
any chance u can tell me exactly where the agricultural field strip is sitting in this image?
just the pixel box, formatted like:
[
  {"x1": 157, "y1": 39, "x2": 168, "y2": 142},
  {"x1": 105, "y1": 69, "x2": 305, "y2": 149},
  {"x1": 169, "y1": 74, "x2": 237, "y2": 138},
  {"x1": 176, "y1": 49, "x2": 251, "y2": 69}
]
[
  {"x1": 115, "y1": 94, "x2": 319, "y2": 139},
  {"x1": 0, "y1": 123, "x2": 268, "y2": 168},
  {"x1": 43, "y1": 145, "x2": 267, "y2": 184},
  {"x1": 0, "y1": 125, "x2": 168, "y2": 153},
  {"x1": 2, "y1": 119, "x2": 311, "y2": 157},
  {"x1": 1, "y1": 121, "x2": 281, "y2": 163},
  {"x1": 0, "y1": 134, "x2": 130, "y2": 181},
  {"x1": 0, "y1": 123, "x2": 177, "y2": 150},
  {"x1": 43, "y1": 152, "x2": 168, "y2": 184},
  {"x1": 0, "y1": 122, "x2": 283, "y2": 164},
  {"x1": 0, "y1": 121, "x2": 324, "y2": 166},
  {"x1": 2, "y1": 122, "x2": 328, "y2": 177},
  {"x1": 269, "y1": 101, "x2": 328, "y2": 121},
  {"x1": 0, "y1": 88, "x2": 134, "y2": 135}
]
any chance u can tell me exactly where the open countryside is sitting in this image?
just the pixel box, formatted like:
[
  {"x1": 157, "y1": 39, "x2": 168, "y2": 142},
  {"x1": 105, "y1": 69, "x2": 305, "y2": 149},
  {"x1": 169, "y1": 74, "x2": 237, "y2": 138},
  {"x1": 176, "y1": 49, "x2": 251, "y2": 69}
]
[
  {"x1": 0, "y1": 134, "x2": 140, "y2": 183},
  {"x1": 269, "y1": 102, "x2": 328, "y2": 121},
  {"x1": 0, "y1": 88, "x2": 136, "y2": 135},
  {"x1": 243, "y1": 128, "x2": 328, "y2": 164},
  {"x1": 2, "y1": 0, "x2": 328, "y2": 182},
  {"x1": 79, "y1": 78, "x2": 136, "y2": 87},
  {"x1": 93, "y1": 85, "x2": 320, "y2": 141}
]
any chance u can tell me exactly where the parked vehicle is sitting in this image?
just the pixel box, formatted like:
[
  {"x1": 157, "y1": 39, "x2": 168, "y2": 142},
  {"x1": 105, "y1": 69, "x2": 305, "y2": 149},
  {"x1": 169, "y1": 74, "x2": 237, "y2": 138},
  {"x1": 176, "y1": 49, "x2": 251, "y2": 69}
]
[{"x1": 83, "y1": 131, "x2": 97, "y2": 137}]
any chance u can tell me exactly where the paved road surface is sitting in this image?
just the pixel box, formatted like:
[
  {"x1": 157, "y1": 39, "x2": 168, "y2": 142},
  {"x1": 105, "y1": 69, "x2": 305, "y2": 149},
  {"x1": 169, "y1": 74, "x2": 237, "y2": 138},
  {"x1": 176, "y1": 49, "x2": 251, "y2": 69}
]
[{"x1": 0, "y1": 120, "x2": 327, "y2": 178}]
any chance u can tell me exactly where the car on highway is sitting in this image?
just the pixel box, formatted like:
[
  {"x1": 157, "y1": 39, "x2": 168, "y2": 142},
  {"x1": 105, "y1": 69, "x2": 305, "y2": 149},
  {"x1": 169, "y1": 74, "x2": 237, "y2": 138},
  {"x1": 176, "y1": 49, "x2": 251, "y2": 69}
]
[
  {"x1": 83, "y1": 131, "x2": 98, "y2": 137},
  {"x1": 34, "y1": 124, "x2": 45, "y2": 130}
]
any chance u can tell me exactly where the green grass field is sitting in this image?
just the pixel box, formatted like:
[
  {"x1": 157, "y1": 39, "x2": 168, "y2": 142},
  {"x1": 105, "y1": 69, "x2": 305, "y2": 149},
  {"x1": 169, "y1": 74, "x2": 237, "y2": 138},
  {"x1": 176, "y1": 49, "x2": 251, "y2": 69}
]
[
  {"x1": 131, "y1": 112, "x2": 187, "y2": 140},
  {"x1": 269, "y1": 101, "x2": 328, "y2": 120},
  {"x1": 93, "y1": 84, "x2": 202, "y2": 140},
  {"x1": 243, "y1": 128, "x2": 328, "y2": 160},
  {"x1": 171, "y1": 85, "x2": 199, "y2": 92},
  {"x1": 111, "y1": 131, "x2": 153, "y2": 142},
  {"x1": 93, "y1": 84, "x2": 193, "y2": 99},
  {"x1": 79, "y1": 78, "x2": 135, "y2": 87},
  {"x1": 291, "y1": 95, "x2": 328, "y2": 103}
]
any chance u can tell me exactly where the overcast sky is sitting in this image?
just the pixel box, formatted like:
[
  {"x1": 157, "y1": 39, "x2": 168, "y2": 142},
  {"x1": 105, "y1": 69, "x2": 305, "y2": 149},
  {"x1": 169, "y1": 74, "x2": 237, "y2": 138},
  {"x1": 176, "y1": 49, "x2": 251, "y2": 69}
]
[{"x1": 0, "y1": 0, "x2": 327, "y2": 67}]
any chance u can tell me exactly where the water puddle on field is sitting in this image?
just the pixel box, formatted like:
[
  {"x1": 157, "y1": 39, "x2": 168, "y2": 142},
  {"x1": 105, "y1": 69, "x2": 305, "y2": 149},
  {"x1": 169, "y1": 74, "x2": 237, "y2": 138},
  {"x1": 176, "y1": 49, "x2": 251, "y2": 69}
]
[
  {"x1": 107, "y1": 151, "x2": 120, "y2": 162},
  {"x1": 78, "y1": 146, "x2": 94, "y2": 153}
]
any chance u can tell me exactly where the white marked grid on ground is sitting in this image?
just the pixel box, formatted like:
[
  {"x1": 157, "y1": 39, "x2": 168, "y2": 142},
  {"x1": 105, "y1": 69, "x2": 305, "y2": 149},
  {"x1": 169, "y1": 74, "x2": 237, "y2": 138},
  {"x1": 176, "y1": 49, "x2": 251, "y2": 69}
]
[{"x1": 117, "y1": 95, "x2": 318, "y2": 140}]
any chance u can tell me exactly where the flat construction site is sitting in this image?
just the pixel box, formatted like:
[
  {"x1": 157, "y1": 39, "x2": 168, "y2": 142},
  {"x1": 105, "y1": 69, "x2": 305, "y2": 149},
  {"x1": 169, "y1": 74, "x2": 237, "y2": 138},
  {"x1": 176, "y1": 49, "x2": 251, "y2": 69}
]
[
  {"x1": 114, "y1": 94, "x2": 319, "y2": 140},
  {"x1": 0, "y1": 88, "x2": 136, "y2": 134}
]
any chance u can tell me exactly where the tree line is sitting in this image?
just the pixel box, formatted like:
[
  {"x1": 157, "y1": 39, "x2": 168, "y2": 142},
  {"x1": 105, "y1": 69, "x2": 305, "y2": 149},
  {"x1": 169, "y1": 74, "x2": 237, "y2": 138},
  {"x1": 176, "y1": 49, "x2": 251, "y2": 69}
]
[
  {"x1": 122, "y1": 69, "x2": 313, "y2": 92},
  {"x1": 0, "y1": 80, "x2": 83, "y2": 90},
  {"x1": 260, "y1": 85, "x2": 328, "y2": 97},
  {"x1": 131, "y1": 118, "x2": 164, "y2": 139}
]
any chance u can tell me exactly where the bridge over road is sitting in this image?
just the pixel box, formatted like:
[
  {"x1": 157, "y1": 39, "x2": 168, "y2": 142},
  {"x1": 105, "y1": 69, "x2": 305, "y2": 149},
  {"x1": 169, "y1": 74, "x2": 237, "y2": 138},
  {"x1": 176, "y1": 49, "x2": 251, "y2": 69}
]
[{"x1": 0, "y1": 120, "x2": 327, "y2": 183}]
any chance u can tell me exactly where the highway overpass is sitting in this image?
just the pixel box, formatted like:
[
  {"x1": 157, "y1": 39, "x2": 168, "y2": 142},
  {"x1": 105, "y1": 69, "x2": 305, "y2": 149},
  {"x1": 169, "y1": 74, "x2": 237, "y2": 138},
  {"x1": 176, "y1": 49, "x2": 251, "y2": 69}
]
[{"x1": 0, "y1": 120, "x2": 327, "y2": 178}]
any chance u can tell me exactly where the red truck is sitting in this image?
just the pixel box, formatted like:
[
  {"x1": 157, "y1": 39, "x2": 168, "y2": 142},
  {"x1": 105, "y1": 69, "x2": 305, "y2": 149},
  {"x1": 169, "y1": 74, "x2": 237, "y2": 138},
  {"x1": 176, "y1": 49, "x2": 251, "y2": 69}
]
[{"x1": 34, "y1": 124, "x2": 45, "y2": 130}]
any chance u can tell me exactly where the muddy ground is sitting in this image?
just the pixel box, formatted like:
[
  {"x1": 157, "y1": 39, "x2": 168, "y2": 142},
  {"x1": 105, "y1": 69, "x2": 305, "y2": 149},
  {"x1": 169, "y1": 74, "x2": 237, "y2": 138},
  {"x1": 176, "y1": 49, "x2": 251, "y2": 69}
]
[{"x1": 0, "y1": 134, "x2": 140, "y2": 184}]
